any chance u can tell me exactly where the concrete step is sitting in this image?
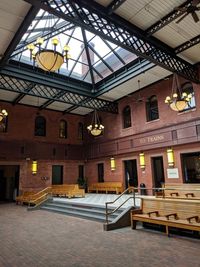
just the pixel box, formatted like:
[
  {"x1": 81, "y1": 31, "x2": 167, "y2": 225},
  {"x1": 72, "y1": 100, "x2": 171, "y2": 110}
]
[{"x1": 40, "y1": 200, "x2": 125, "y2": 222}]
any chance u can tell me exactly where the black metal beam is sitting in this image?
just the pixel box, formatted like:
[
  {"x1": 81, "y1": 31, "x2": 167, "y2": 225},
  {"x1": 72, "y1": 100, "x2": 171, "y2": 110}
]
[
  {"x1": 146, "y1": 0, "x2": 192, "y2": 36},
  {"x1": 1, "y1": 61, "x2": 92, "y2": 96},
  {"x1": 107, "y1": 0, "x2": 127, "y2": 15},
  {"x1": 39, "y1": 90, "x2": 67, "y2": 109},
  {"x1": 81, "y1": 29, "x2": 96, "y2": 92},
  {"x1": 23, "y1": 0, "x2": 199, "y2": 82},
  {"x1": 0, "y1": 5, "x2": 39, "y2": 67},
  {"x1": 175, "y1": 34, "x2": 200, "y2": 54},
  {"x1": 12, "y1": 84, "x2": 36, "y2": 105},
  {"x1": 0, "y1": 73, "x2": 118, "y2": 113}
]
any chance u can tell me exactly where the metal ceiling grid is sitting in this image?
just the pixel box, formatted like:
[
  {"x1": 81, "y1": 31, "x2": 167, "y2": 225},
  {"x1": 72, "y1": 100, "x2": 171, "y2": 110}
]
[
  {"x1": 11, "y1": 2, "x2": 135, "y2": 87},
  {"x1": 0, "y1": 73, "x2": 118, "y2": 113},
  {"x1": 23, "y1": 0, "x2": 198, "y2": 82}
]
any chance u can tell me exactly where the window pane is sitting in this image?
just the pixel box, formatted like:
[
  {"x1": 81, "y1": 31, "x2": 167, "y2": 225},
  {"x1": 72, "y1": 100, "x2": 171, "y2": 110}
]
[
  {"x1": 78, "y1": 122, "x2": 83, "y2": 140},
  {"x1": 146, "y1": 95, "x2": 159, "y2": 121},
  {"x1": 98, "y1": 163, "x2": 104, "y2": 183},
  {"x1": 123, "y1": 106, "x2": 131, "y2": 128},
  {"x1": 59, "y1": 120, "x2": 67, "y2": 139},
  {"x1": 181, "y1": 82, "x2": 196, "y2": 111},
  {"x1": 35, "y1": 116, "x2": 46, "y2": 136}
]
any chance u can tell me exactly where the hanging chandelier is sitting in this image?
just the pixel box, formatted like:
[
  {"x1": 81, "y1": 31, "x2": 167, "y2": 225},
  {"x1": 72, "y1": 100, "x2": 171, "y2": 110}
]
[
  {"x1": 87, "y1": 109, "x2": 104, "y2": 136},
  {"x1": 0, "y1": 108, "x2": 8, "y2": 122},
  {"x1": 27, "y1": 37, "x2": 71, "y2": 72},
  {"x1": 164, "y1": 73, "x2": 192, "y2": 112}
]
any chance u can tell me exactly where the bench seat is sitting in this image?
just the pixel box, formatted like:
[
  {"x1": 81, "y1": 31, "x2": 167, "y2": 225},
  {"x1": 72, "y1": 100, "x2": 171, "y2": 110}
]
[{"x1": 131, "y1": 197, "x2": 200, "y2": 237}]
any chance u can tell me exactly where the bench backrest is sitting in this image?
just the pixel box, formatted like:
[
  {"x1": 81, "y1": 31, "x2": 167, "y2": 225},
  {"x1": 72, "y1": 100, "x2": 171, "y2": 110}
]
[
  {"x1": 89, "y1": 182, "x2": 123, "y2": 188},
  {"x1": 163, "y1": 183, "x2": 200, "y2": 199},
  {"x1": 141, "y1": 198, "x2": 200, "y2": 219}
]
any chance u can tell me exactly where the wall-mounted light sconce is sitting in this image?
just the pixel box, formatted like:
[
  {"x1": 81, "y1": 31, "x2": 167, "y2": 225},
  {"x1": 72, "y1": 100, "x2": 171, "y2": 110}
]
[
  {"x1": 32, "y1": 160, "x2": 37, "y2": 175},
  {"x1": 139, "y1": 153, "x2": 145, "y2": 170},
  {"x1": 167, "y1": 148, "x2": 174, "y2": 167},
  {"x1": 110, "y1": 157, "x2": 116, "y2": 171}
]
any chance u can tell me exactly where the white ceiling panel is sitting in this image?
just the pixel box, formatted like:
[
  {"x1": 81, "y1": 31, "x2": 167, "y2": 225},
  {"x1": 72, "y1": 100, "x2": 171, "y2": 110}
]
[
  {"x1": 19, "y1": 96, "x2": 47, "y2": 106},
  {"x1": 0, "y1": 29, "x2": 15, "y2": 56},
  {"x1": 47, "y1": 102, "x2": 72, "y2": 111},
  {"x1": 94, "y1": 0, "x2": 112, "y2": 7},
  {"x1": 0, "y1": 90, "x2": 19, "y2": 101},
  {"x1": 100, "y1": 66, "x2": 172, "y2": 101},
  {"x1": 71, "y1": 107, "x2": 93, "y2": 115},
  {"x1": 178, "y1": 45, "x2": 200, "y2": 64},
  {"x1": 0, "y1": 0, "x2": 30, "y2": 55},
  {"x1": 153, "y1": 18, "x2": 200, "y2": 49},
  {"x1": 115, "y1": 0, "x2": 185, "y2": 30}
]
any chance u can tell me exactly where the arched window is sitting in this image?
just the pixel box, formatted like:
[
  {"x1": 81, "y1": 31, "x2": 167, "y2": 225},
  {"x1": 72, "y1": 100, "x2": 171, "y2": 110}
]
[
  {"x1": 0, "y1": 116, "x2": 8, "y2": 133},
  {"x1": 123, "y1": 106, "x2": 131, "y2": 128},
  {"x1": 181, "y1": 82, "x2": 196, "y2": 111},
  {"x1": 146, "y1": 95, "x2": 159, "y2": 122},
  {"x1": 35, "y1": 116, "x2": 46, "y2": 136},
  {"x1": 59, "y1": 120, "x2": 67, "y2": 139},
  {"x1": 78, "y1": 122, "x2": 83, "y2": 140}
]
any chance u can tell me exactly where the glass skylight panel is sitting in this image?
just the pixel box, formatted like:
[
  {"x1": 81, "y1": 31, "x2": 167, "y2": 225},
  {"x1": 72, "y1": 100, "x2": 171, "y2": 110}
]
[{"x1": 11, "y1": 4, "x2": 139, "y2": 85}]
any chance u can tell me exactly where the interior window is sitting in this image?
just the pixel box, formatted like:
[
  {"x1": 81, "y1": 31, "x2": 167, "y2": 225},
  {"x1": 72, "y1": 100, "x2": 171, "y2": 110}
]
[
  {"x1": 123, "y1": 105, "x2": 131, "y2": 128},
  {"x1": 181, "y1": 82, "x2": 196, "y2": 111},
  {"x1": 146, "y1": 95, "x2": 159, "y2": 122},
  {"x1": 59, "y1": 120, "x2": 67, "y2": 139},
  {"x1": 35, "y1": 116, "x2": 46, "y2": 136}
]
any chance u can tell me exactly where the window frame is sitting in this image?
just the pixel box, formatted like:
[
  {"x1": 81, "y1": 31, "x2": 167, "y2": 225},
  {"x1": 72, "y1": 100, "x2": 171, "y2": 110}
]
[
  {"x1": 146, "y1": 95, "x2": 159, "y2": 122},
  {"x1": 34, "y1": 115, "x2": 46, "y2": 137},
  {"x1": 59, "y1": 119, "x2": 67, "y2": 139},
  {"x1": 122, "y1": 105, "x2": 132, "y2": 129}
]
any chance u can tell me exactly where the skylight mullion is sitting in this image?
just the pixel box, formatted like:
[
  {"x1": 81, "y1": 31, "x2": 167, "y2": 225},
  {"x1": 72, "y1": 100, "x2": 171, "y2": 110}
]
[
  {"x1": 88, "y1": 43, "x2": 114, "y2": 73},
  {"x1": 103, "y1": 39, "x2": 126, "y2": 65},
  {"x1": 81, "y1": 29, "x2": 96, "y2": 89},
  {"x1": 68, "y1": 47, "x2": 84, "y2": 77},
  {"x1": 12, "y1": 22, "x2": 74, "y2": 58}
]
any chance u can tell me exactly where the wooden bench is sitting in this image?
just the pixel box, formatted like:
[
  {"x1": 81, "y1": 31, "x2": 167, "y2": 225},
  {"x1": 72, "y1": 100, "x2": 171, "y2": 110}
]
[
  {"x1": 27, "y1": 187, "x2": 52, "y2": 206},
  {"x1": 131, "y1": 197, "x2": 200, "y2": 237},
  {"x1": 88, "y1": 182, "x2": 123, "y2": 194},
  {"x1": 51, "y1": 184, "x2": 85, "y2": 198},
  {"x1": 16, "y1": 191, "x2": 36, "y2": 205},
  {"x1": 160, "y1": 183, "x2": 200, "y2": 200}
]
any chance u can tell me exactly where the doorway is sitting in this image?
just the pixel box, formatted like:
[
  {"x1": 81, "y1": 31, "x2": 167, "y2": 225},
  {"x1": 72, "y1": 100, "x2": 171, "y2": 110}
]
[
  {"x1": 52, "y1": 165, "x2": 63, "y2": 185},
  {"x1": 124, "y1": 160, "x2": 138, "y2": 189},
  {"x1": 152, "y1": 157, "x2": 165, "y2": 188},
  {"x1": 0, "y1": 165, "x2": 20, "y2": 202},
  {"x1": 181, "y1": 152, "x2": 200, "y2": 183}
]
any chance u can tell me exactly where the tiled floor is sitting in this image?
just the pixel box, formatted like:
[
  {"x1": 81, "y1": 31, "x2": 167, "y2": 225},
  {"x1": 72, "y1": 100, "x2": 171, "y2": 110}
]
[{"x1": 0, "y1": 203, "x2": 200, "y2": 267}]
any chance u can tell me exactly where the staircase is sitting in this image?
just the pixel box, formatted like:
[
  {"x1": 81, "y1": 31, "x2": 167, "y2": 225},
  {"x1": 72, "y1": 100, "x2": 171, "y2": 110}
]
[{"x1": 40, "y1": 198, "x2": 125, "y2": 223}]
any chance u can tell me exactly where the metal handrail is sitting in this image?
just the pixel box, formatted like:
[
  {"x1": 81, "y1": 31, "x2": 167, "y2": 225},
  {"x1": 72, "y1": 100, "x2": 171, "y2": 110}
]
[
  {"x1": 105, "y1": 186, "x2": 169, "y2": 224},
  {"x1": 105, "y1": 187, "x2": 136, "y2": 224}
]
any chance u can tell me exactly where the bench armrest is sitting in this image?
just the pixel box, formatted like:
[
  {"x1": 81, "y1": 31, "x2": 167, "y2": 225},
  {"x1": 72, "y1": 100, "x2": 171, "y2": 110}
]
[
  {"x1": 147, "y1": 211, "x2": 159, "y2": 217},
  {"x1": 185, "y1": 193, "x2": 194, "y2": 198},
  {"x1": 165, "y1": 213, "x2": 178, "y2": 220},
  {"x1": 170, "y1": 192, "x2": 179, "y2": 196},
  {"x1": 187, "y1": 216, "x2": 199, "y2": 223},
  {"x1": 131, "y1": 209, "x2": 142, "y2": 216}
]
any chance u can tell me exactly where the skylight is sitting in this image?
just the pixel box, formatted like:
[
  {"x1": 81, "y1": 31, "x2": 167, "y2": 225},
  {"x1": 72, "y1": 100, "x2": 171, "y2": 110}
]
[{"x1": 11, "y1": 6, "x2": 138, "y2": 84}]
